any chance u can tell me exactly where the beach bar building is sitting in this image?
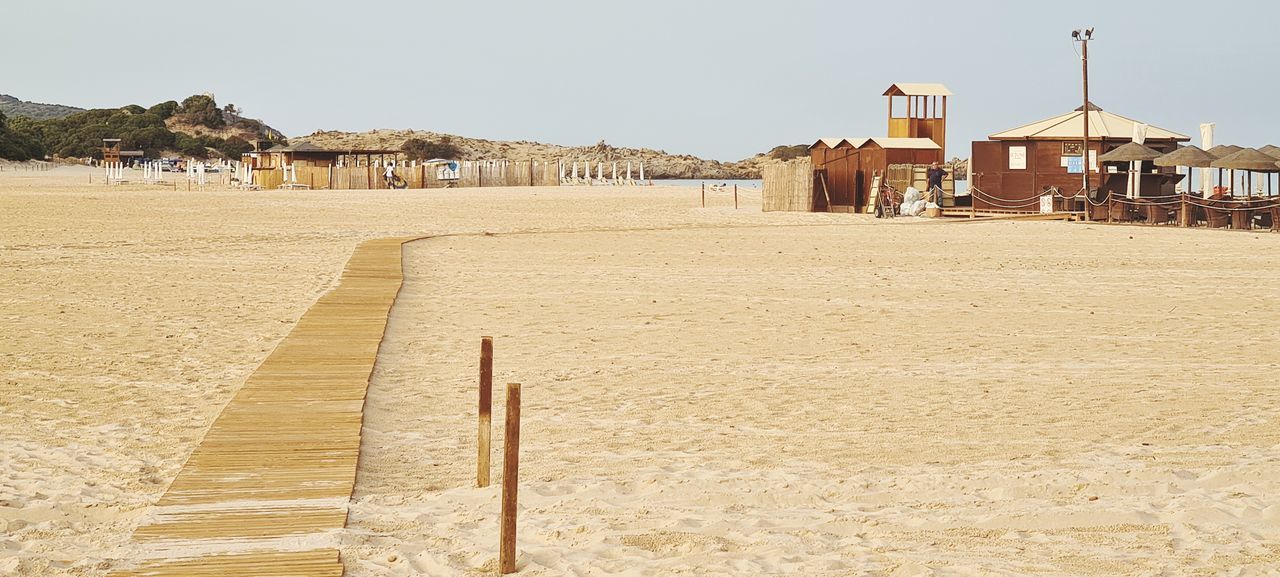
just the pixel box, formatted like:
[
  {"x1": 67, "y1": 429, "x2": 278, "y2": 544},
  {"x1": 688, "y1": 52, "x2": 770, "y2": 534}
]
[{"x1": 970, "y1": 103, "x2": 1190, "y2": 212}]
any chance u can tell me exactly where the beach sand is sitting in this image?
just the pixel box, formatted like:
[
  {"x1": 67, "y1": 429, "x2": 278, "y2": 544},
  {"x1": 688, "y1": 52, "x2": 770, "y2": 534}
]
[{"x1": 2, "y1": 166, "x2": 1278, "y2": 576}]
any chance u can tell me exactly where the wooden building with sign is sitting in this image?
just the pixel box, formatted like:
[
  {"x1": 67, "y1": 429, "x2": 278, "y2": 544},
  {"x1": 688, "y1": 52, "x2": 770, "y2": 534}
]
[{"x1": 969, "y1": 103, "x2": 1190, "y2": 211}]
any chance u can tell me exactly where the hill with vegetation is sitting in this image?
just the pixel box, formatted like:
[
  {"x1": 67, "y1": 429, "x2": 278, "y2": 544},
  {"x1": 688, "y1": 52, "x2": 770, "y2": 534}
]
[
  {"x1": 0, "y1": 94, "x2": 84, "y2": 121},
  {"x1": 0, "y1": 94, "x2": 283, "y2": 162}
]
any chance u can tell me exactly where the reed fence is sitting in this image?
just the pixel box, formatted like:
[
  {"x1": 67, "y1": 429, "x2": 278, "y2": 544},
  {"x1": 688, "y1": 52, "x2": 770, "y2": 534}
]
[
  {"x1": 249, "y1": 160, "x2": 563, "y2": 190},
  {"x1": 761, "y1": 160, "x2": 814, "y2": 212}
]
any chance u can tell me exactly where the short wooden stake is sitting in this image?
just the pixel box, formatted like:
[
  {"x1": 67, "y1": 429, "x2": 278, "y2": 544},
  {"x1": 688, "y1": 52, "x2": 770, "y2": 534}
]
[
  {"x1": 701, "y1": 182, "x2": 705, "y2": 207},
  {"x1": 734, "y1": 184, "x2": 738, "y2": 209},
  {"x1": 477, "y1": 336, "x2": 493, "y2": 487},
  {"x1": 499, "y1": 382, "x2": 522, "y2": 574}
]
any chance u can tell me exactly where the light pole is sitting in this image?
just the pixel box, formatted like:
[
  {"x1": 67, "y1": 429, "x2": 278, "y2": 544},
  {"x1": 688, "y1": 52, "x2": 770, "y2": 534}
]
[{"x1": 1072, "y1": 27, "x2": 1094, "y2": 206}]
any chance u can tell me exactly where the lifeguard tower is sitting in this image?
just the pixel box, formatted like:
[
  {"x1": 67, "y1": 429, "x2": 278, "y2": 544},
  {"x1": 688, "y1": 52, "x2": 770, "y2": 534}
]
[
  {"x1": 102, "y1": 138, "x2": 122, "y2": 164},
  {"x1": 102, "y1": 138, "x2": 143, "y2": 166},
  {"x1": 883, "y1": 83, "x2": 951, "y2": 158}
]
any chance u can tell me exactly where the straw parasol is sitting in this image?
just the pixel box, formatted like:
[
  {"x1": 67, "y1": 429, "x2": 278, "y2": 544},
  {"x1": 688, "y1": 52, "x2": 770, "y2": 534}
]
[
  {"x1": 1205, "y1": 144, "x2": 1245, "y2": 193},
  {"x1": 1259, "y1": 144, "x2": 1280, "y2": 159},
  {"x1": 1100, "y1": 143, "x2": 1163, "y2": 199},
  {"x1": 1098, "y1": 142, "x2": 1163, "y2": 162},
  {"x1": 1154, "y1": 145, "x2": 1215, "y2": 197},
  {"x1": 1212, "y1": 148, "x2": 1280, "y2": 197},
  {"x1": 1206, "y1": 144, "x2": 1243, "y2": 158}
]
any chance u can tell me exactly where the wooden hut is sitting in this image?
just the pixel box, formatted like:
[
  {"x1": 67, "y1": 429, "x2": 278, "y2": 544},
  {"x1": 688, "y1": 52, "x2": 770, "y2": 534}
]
[
  {"x1": 809, "y1": 137, "x2": 943, "y2": 212},
  {"x1": 970, "y1": 103, "x2": 1190, "y2": 212}
]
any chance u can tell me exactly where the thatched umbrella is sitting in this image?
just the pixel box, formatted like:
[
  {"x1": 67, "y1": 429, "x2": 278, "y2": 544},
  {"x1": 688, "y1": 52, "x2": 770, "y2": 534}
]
[
  {"x1": 1155, "y1": 145, "x2": 1215, "y2": 198},
  {"x1": 1205, "y1": 144, "x2": 1245, "y2": 192},
  {"x1": 1212, "y1": 148, "x2": 1279, "y2": 197},
  {"x1": 1100, "y1": 142, "x2": 1163, "y2": 198},
  {"x1": 1263, "y1": 146, "x2": 1280, "y2": 196}
]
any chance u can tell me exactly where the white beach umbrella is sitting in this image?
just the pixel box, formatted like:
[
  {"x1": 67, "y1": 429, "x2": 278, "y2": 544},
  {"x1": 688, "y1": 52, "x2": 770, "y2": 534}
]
[
  {"x1": 596, "y1": 162, "x2": 603, "y2": 180},
  {"x1": 612, "y1": 161, "x2": 617, "y2": 181},
  {"x1": 1129, "y1": 123, "x2": 1148, "y2": 199},
  {"x1": 626, "y1": 161, "x2": 632, "y2": 181},
  {"x1": 1200, "y1": 123, "x2": 1215, "y2": 198},
  {"x1": 639, "y1": 162, "x2": 645, "y2": 181}
]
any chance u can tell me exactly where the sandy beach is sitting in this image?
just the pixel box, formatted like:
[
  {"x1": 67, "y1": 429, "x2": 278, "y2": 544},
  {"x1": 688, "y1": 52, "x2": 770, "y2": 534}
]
[{"x1": 3, "y1": 166, "x2": 1279, "y2": 576}]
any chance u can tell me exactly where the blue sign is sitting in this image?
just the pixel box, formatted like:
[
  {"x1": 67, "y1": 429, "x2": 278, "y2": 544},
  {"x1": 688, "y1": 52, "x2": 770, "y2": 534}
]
[{"x1": 1066, "y1": 156, "x2": 1084, "y2": 174}]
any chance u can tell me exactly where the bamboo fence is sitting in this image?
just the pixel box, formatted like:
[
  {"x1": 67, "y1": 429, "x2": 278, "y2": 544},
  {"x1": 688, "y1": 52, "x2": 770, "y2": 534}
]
[
  {"x1": 761, "y1": 159, "x2": 815, "y2": 212},
  {"x1": 250, "y1": 160, "x2": 563, "y2": 190}
]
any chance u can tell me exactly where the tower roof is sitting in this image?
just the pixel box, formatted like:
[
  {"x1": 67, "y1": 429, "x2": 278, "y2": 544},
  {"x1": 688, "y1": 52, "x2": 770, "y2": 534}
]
[{"x1": 883, "y1": 83, "x2": 953, "y2": 97}]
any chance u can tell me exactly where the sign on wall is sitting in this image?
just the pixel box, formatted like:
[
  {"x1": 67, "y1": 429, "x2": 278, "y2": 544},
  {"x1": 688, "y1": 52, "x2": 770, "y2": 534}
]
[
  {"x1": 1062, "y1": 142, "x2": 1084, "y2": 156},
  {"x1": 1066, "y1": 156, "x2": 1084, "y2": 174},
  {"x1": 1009, "y1": 146, "x2": 1027, "y2": 170}
]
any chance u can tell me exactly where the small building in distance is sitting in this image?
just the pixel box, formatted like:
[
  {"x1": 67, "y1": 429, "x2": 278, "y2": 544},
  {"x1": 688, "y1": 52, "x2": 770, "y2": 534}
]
[
  {"x1": 970, "y1": 103, "x2": 1190, "y2": 211},
  {"x1": 242, "y1": 141, "x2": 402, "y2": 169},
  {"x1": 102, "y1": 138, "x2": 144, "y2": 166}
]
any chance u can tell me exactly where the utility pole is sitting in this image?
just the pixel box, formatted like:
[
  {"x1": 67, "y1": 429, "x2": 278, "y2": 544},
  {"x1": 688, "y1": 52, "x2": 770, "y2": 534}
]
[{"x1": 1073, "y1": 28, "x2": 1094, "y2": 201}]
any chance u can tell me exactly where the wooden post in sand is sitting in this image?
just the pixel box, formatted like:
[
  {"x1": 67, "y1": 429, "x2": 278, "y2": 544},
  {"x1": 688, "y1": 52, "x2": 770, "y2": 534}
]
[
  {"x1": 734, "y1": 184, "x2": 738, "y2": 209},
  {"x1": 477, "y1": 337, "x2": 494, "y2": 487},
  {"x1": 500, "y1": 382, "x2": 522, "y2": 574},
  {"x1": 701, "y1": 182, "x2": 706, "y2": 208}
]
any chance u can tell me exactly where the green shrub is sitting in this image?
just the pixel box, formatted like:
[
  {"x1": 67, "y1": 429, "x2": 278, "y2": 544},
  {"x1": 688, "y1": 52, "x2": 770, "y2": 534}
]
[
  {"x1": 217, "y1": 136, "x2": 252, "y2": 159},
  {"x1": 402, "y1": 136, "x2": 461, "y2": 160},
  {"x1": 176, "y1": 94, "x2": 224, "y2": 128},
  {"x1": 147, "y1": 100, "x2": 179, "y2": 119},
  {"x1": 766, "y1": 144, "x2": 809, "y2": 161}
]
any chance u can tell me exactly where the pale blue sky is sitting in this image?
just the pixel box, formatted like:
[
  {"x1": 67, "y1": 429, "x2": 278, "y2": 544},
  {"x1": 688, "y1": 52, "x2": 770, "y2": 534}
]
[{"x1": 4, "y1": 0, "x2": 1277, "y2": 160}]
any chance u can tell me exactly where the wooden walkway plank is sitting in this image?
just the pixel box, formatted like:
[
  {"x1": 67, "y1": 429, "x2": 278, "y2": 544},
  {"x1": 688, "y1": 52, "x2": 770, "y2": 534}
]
[{"x1": 110, "y1": 237, "x2": 421, "y2": 576}]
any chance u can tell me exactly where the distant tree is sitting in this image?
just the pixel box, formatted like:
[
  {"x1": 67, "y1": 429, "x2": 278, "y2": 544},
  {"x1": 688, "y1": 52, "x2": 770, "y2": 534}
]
[
  {"x1": 402, "y1": 136, "x2": 461, "y2": 160},
  {"x1": 121, "y1": 104, "x2": 146, "y2": 115},
  {"x1": 176, "y1": 94, "x2": 224, "y2": 128},
  {"x1": 175, "y1": 133, "x2": 209, "y2": 158},
  {"x1": 216, "y1": 136, "x2": 252, "y2": 159},
  {"x1": 129, "y1": 126, "x2": 176, "y2": 155},
  {"x1": 0, "y1": 111, "x2": 42, "y2": 160},
  {"x1": 147, "y1": 100, "x2": 179, "y2": 120}
]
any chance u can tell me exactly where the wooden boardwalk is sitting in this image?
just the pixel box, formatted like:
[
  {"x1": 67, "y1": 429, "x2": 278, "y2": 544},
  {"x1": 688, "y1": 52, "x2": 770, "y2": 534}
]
[{"x1": 111, "y1": 236, "x2": 420, "y2": 577}]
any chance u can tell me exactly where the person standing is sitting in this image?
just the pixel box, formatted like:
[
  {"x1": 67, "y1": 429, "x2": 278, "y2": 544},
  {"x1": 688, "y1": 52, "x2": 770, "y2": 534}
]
[{"x1": 927, "y1": 162, "x2": 948, "y2": 206}]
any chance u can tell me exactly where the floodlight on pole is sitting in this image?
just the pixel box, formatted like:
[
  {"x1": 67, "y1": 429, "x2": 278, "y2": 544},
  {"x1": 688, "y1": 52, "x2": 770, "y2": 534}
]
[{"x1": 1072, "y1": 27, "x2": 1094, "y2": 206}]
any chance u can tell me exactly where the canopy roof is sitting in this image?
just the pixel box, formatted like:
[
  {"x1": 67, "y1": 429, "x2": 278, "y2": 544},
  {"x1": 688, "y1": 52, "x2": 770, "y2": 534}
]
[
  {"x1": 1211, "y1": 148, "x2": 1280, "y2": 171},
  {"x1": 883, "y1": 83, "x2": 953, "y2": 97},
  {"x1": 808, "y1": 137, "x2": 940, "y2": 151},
  {"x1": 1098, "y1": 142, "x2": 1163, "y2": 163},
  {"x1": 811, "y1": 138, "x2": 846, "y2": 149},
  {"x1": 858, "y1": 137, "x2": 941, "y2": 149},
  {"x1": 989, "y1": 104, "x2": 1190, "y2": 141},
  {"x1": 1154, "y1": 145, "x2": 1216, "y2": 168},
  {"x1": 1258, "y1": 144, "x2": 1280, "y2": 159}
]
